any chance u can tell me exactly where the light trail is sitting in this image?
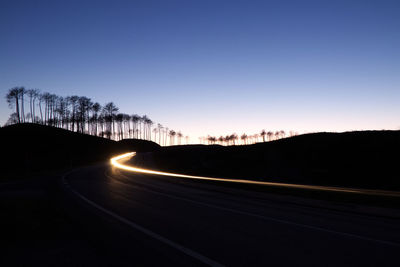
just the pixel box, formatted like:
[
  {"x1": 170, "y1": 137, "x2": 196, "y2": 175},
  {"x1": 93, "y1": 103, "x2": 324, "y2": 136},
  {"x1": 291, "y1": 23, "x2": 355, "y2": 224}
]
[{"x1": 110, "y1": 152, "x2": 400, "y2": 197}]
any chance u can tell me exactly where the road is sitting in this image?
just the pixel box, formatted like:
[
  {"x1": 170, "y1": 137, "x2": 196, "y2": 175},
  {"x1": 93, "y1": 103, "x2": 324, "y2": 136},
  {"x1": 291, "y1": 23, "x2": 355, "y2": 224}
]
[{"x1": 62, "y1": 153, "x2": 400, "y2": 266}]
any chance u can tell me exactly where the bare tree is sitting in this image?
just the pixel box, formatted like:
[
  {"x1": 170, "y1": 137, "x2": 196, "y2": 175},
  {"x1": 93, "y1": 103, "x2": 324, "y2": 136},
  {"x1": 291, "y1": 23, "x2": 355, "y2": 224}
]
[
  {"x1": 37, "y1": 93, "x2": 45, "y2": 123},
  {"x1": 152, "y1": 128, "x2": 158, "y2": 142},
  {"x1": 280, "y1": 130, "x2": 286, "y2": 139},
  {"x1": 145, "y1": 117, "x2": 153, "y2": 141},
  {"x1": 131, "y1": 114, "x2": 140, "y2": 139},
  {"x1": 122, "y1": 114, "x2": 131, "y2": 139},
  {"x1": 4, "y1": 87, "x2": 178, "y2": 143},
  {"x1": 115, "y1": 113, "x2": 124, "y2": 140},
  {"x1": 275, "y1": 131, "x2": 280, "y2": 140},
  {"x1": 241, "y1": 134, "x2": 247, "y2": 145},
  {"x1": 19, "y1": 87, "x2": 26, "y2": 122},
  {"x1": 260, "y1": 129, "x2": 266, "y2": 142},
  {"x1": 27, "y1": 89, "x2": 36, "y2": 122},
  {"x1": 6, "y1": 87, "x2": 21, "y2": 123},
  {"x1": 230, "y1": 133, "x2": 238, "y2": 145},
  {"x1": 165, "y1": 127, "x2": 169, "y2": 145},
  {"x1": 6, "y1": 113, "x2": 19, "y2": 125},
  {"x1": 32, "y1": 89, "x2": 39, "y2": 123},
  {"x1": 103, "y1": 102, "x2": 119, "y2": 139},
  {"x1": 218, "y1": 136, "x2": 224, "y2": 145},
  {"x1": 66, "y1": 96, "x2": 79, "y2": 131},
  {"x1": 157, "y1": 124, "x2": 163, "y2": 145},
  {"x1": 265, "y1": 131, "x2": 272, "y2": 141},
  {"x1": 91, "y1": 102, "x2": 101, "y2": 136},
  {"x1": 55, "y1": 96, "x2": 68, "y2": 128},
  {"x1": 76, "y1": 96, "x2": 91, "y2": 133},
  {"x1": 169, "y1": 130, "x2": 176, "y2": 145},
  {"x1": 177, "y1": 131, "x2": 183, "y2": 145},
  {"x1": 207, "y1": 136, "x2": 216, "y2": 145}
]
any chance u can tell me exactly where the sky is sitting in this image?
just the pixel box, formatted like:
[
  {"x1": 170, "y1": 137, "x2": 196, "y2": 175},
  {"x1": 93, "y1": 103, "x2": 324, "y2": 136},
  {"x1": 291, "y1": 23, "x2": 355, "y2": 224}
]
[{"x1": 1, "y1": 0, "x2": 399, "y2": 141}]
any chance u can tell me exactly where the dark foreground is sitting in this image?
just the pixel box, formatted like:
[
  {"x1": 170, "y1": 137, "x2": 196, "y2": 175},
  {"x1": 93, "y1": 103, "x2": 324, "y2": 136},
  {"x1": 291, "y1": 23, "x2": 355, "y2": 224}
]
[
  {"x1": 2, "y1": 163, "x2": 399, "y2": 266},
  {"x1": 1, "y1": 124, "x2": 399, "y2": 266}
]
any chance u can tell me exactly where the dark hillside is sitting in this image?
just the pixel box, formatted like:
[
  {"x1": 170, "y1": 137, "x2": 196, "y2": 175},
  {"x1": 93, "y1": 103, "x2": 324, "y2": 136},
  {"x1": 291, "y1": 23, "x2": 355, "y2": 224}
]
[
  {"x1": 0, "y1": 123, "x2": 160, "y2": 177},
  {"x1": 137, "y1": 131, "x2": 400, "y2": 190},
  {"x1": 117, "y1": 138, "x2": 160, "y2": 152}
]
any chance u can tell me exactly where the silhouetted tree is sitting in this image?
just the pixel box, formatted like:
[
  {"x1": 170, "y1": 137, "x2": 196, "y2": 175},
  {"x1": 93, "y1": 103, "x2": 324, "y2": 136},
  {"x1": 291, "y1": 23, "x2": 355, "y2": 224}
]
[
  {"x1": 103, "y1": 102, "x2": 119, "y2": 139},
  {"x1": 145, "y1": 117, "x2": 153, "y2": 140},
  {"x1": 218, "y1": 136, "x2": 224, "y2": 145},
  {"x1": 165, "y1": 127, "x2": 169, "y2": 145},
  {"x1": 157, "y1": 124, "x2": 163, "y2": 145},
  {"x1": 169, "y1": 130, "x2": 176, "y2": 145},
  {"x1": 130, "y1": 114, "x2": 140, "y2": 139},
  {"x1": 115, "y1": 113, "x2": 123, "y2": 140},
  {"x1": 241, "y1": 134, "x2": 247, "y2": 145},
  {"x1": 275, "y1": 131, "x2": 280, "y2": 140},
  {"x1": 122, "y1": 114, "x2": 131, "y2": 139},
  {"x1": 152, "y1": 127, "x2": 157, "y2": 142},
  {"x1": 138, "y1": 116, "x2": 144, "y2": 139},
  {"x1": 5, "y1": 87, "x2": 182, "y2": 144},
  {"x1": 6, "y1": 87, "x2": 21, "y2": 123},
  {"x1": 32, "y1": 89, "x2": 39, "y2": 123},
  {"x1": 6, "y1": 113, "x2": 19, "y2": 125},
  {"x1": 37, "y1": 93, "x2": 44, "y2": 123},
  {"x1": 260, "y1": 130, "x2": 266, "y2": 142},
  {"x1": 207, "y1": 136, "x2": 216, "y2": 145},
  {"x1": 177, "y1": 131, "x2": 183, "y2": 145},
  {"x1": 228, "y1": 134, "x2": 237, "y2": 145},
  {"x1": 267, "y1": 131, "x2": 273, "y2": 141},
  {"x1": 19, "y1": 87, "x2": 26, "y2": 122},
  {"x1": 27, "y1": 89, "x2": 35, "y2": 122},
  {"x1": 76, "y1": 96, "x2": 91, "y2": 133},
  {"x1": 91, "y1": 102, "x2": 101, "y2": 136},
  {"x1": 55, "y1": 96, "x2": 68, "y2": 128}
]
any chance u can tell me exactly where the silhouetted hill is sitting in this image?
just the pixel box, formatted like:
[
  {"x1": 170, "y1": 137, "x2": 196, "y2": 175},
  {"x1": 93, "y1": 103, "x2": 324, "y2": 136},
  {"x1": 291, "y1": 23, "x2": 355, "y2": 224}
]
[
  {"x1": 0, "y1": 123, "x2": 160, "y2": 176},
  {"x1": 117, "y1": 138, "x2": 160, "y2": 152},
  {"x1": 137, "y1": 131, "x2": 400, "y2": 190}
]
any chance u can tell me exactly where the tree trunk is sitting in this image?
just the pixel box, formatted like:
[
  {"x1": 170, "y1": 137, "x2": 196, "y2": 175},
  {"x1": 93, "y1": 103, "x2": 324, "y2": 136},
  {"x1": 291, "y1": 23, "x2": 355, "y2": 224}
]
[{"x1": 15, "y1": 97, "x2": 20, "y2": 123}]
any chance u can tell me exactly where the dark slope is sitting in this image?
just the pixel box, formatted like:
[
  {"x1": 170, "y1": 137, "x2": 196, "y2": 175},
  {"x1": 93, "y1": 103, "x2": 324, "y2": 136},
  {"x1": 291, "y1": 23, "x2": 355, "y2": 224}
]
[
  {"x1": 118, "y1": 138, "x2": 160, "y2": 152},
  {"x1": 0, "y1": 124, "x2": 161, "y2": 265},
  {"x1": 138, "y1": 131, "x2": 400, "y2": 190},
  {"x1": 0, "y1": 123, "x2": 160, "y2": 177}
]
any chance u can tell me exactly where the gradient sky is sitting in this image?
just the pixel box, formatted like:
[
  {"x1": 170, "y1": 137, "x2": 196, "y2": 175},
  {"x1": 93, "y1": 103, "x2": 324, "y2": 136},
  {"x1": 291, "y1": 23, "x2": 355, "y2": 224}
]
[{"x1": 1, "y1": 0, "x2": 399, "y2": 141}]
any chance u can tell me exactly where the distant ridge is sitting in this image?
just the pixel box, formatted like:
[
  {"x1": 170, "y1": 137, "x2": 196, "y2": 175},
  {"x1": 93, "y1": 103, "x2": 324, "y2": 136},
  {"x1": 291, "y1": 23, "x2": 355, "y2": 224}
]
[{"x1": 139, "y1": 130, "x2": 400, "y2": 191}]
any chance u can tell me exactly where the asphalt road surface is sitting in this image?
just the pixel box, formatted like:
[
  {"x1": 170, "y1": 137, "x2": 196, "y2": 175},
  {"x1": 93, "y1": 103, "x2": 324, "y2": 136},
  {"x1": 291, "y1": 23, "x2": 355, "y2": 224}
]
[{"x1": 64, "y1": 163, "x2": 400, "y2": 266}]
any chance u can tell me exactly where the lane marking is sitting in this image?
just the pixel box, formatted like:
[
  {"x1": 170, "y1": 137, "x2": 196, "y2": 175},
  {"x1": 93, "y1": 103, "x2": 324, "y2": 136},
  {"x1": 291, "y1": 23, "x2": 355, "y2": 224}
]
[
  {"x1": 111, "y1": 152, "x2": 400, "y2": 197},
  {"x1": 108, "y1": 170, "x2": 400, "y2": 247},
  {"x1": 62, "y1": 174, "x2": 224, "y2": 267}
]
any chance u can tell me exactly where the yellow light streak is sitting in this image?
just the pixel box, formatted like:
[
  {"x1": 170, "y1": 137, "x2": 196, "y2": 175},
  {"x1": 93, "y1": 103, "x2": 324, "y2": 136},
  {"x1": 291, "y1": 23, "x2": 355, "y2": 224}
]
[{"x1": 110, "y1": 152, "x2": 400, "y2": 197}]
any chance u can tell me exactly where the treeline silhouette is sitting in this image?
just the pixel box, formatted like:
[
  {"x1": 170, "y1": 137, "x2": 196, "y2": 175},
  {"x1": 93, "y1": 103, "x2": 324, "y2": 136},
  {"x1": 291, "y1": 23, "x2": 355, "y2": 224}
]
[
  {"x1": 5, "y1": 86, "x2": 187, "y2": 145},
  {"x1": 200, "y1": 130, "x2": 299, "y2": 145}
]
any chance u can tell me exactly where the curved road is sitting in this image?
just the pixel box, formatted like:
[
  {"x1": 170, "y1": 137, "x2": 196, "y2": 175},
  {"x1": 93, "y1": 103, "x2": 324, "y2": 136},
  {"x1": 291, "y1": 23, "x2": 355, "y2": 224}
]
[{"x1": 62, "y1": 153, "x2": 400, "y2": 266}]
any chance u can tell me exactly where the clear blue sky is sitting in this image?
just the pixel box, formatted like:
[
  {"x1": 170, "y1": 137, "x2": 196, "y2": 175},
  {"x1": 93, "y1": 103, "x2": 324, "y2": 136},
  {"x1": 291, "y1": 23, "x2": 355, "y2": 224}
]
[{"x1": 1, "y1": 0, "x2": 399, "y2": 140}]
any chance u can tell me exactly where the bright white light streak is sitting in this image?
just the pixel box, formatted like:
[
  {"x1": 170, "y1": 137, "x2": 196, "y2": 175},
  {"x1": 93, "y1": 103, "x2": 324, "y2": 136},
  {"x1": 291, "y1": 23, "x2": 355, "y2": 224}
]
[{"x1": 110, "y1": 152, "x2": 400, "y2": 197}]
